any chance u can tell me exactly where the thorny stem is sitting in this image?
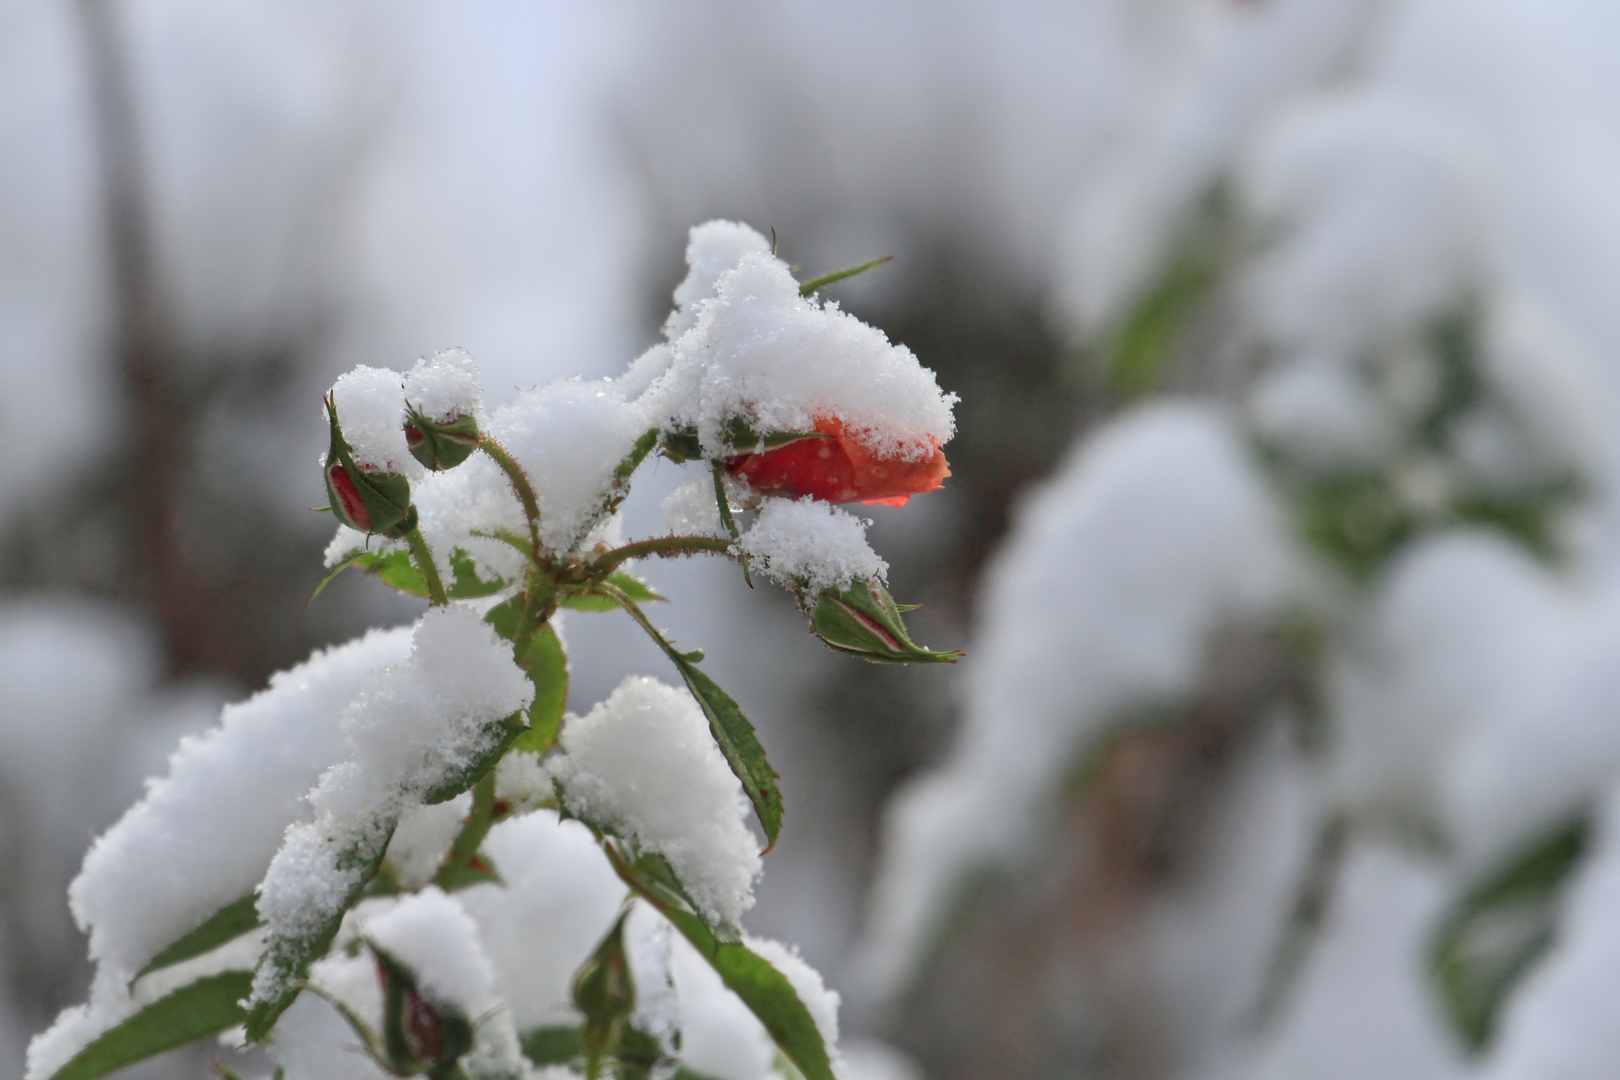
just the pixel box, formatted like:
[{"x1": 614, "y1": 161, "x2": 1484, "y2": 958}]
[
  {"x1": 403, "y1": 525, "x2": 449, "y2": 606},
  {"x1": 1248, "y1": 810, "x2": 1349, "y2": 1030},
  {"x1": 433, "y1": 772, "x2": 498, "y2": 889},
  {"x1": 478, "y1": 435, "x2": 542, "y2": 553},
  {"x1": 588, "y1": 535, "x2": 736, "y2": 577},
  {"x1": 713, "y1": 462, "x2": 753, "y2": 588}
]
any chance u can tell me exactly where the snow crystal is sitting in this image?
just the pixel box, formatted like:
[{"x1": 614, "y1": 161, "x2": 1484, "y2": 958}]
[
  {"x1": 254, "y1": 608, "x2": 531, "y2": 1004},
  {"x1": 645, "y1": 224, "x2": 956, "y2": 463},
  {"x1": 66, "y1": 626, "x2": 412, "y2": 986},
  {"x1": 330, "y1": 365, "x2": 413, "y2": 475},
  {"x1": 403, "y1": 347, "x2": 483, "y2": 423},
  {"x1": 490, "y1": 378, "x2": 652, "y2": 556},
  {"x1": 662, "y1": 476, "x2": 724, "y2": 535},
  {"x1": 664, "y1": 220, "x2": 773, "y2": 341},
  {"x1": 738, "y1": 497, "x2": 887, "y2": 595},
  {"x1": 550, "y1": 676, "x2": 761, "y2": 926},
  {"x1": 854, "y1": 403, "x2": 1300, "y2": 1002},
  {"x1": 458, "y1": 811, "x2": 627, "y2": 1031}
]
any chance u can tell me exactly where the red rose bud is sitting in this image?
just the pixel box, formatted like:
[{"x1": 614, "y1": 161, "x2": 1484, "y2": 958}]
[
  {"x1": 728, "y1": 416, "x2": 949, "y2": 506},
  {"x1": 809, "y1": 579, "x2": 962, "y2": 664},
  {"x1": 375, "y1": 951, "x2": 474, "y2": 1072},
  {"x1": 324, "y1": 394, "x2": 416, "y2": 538},
  {"x1": 404, "y1": 406, "x2": 480, "y2": 471}
]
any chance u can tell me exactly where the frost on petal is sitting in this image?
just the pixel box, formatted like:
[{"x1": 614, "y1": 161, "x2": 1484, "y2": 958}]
[
  {"x1": 646, "y1": 231, "x2": 955, "y2": 463},
  {"x1": 404, "y1": 347, "x2": 483, "y2": 423},
  {"x1": 458, "y1": 811, "x2": 627, "y2": 1032},
  {"x1": 853, "y1": 403, "x2": 1300, "y2": 1002},
  {"x1": 550, "y1": 676, "x2": 761, "y2": 926},
  {"x1": 490, "y1": 379, "x2": 652, "y2": 556},
  {"x1": 331, "y1": 365, "x2": 414, "y2": 475},
  {"x1": 738, "y1": 497, "x2": 887, "y2": 595}
]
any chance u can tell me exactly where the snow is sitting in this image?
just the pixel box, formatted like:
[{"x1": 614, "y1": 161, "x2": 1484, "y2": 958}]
[
  {"x1": 403, "y1": 347, "x2": 483, "y2": 423},
  {"x1": 668, "y1": 931, "x2": 775, "y2": 1080},
  {"x1": 664, "y1": 220, "x2": 774, "y2": 341},
  {"x1": 362, "y1": 887, "x2": 497, "y2": 1017},
  {"x1": 254, "y1": 607, "x2": 531, "y2": 1004},
  {"x1": 549, "y1": 676, "x2": 761, "y2": 927},
  {"x1": 330, "y1": 365, "x2": 414, "y2": 476},
  {"x1": 489, "y1": 378, "x2": 652, "y2": 556},
  {"x1": 643, "y1": 222, "x2": 957, "y2": 463},
  {"x1": 384, "y1": 796, "x2": 471, "y2": 891},
  {"x1": 457, "y1": 811, "x2": 627, "y2": 1032},
  {"x1": 738, "y1": 497, "x2": 887, "y2": 595},
  {"x1": 265, "y1": 953, "x2": 390, "y2": 1080},
  {"x1": 743, "y1": 936, "x2": 841, "y2": 1050},
  {"x1": 854, "y1": 402, "x2": 1301, "y2": 1002},
  {"x1": 662, "y1": 476, "x2": 724, "y2": 536}
]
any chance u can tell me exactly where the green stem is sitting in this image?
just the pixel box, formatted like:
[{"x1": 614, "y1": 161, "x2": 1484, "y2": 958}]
[
  {"x1": 589, "y1": 534, "x2": 735, "y2": 577},
  {"x1": 479, "y1": 434, "x2": 542, "y2": 552},
  {"x1": 713, "y1": 462, "x2": 752, "y2": 588},
  {"x1": 403, "y1": 526, "x2": 448, "y2": 606},
  {"x1": 433, "y1": 772, "x2": 498, "y2": 889}
]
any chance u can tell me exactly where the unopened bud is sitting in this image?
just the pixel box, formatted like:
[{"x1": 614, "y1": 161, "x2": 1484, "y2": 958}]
[
  {"x1": 404, "y1": 406, "x2": 480, "y2": 471},
  {"x1": 809, "y1": 580, "x2": 961, "y2": 664},
  {"x1": 324, "y1": 394, "x2": 415, "y2": 538},
  {"x1": 374, "y1": 950, "x2": 474, "y2": 1073}
]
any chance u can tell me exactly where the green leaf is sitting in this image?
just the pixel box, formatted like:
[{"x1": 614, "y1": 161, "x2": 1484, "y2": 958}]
[
  {"x1": 423, "y1": 711, "x2": 528, "y2": 804},
  {"x1": 247, "y1": 824, "x2": 395, "y2": 1041},
  {"x1": 1431, "y1": 816, "x2": 1591, "y2": 1052},
  {"x1": 312, "y1": 548, "x2": 431, "y2": 602},
  {"x1": 560, "y1": 572, "x2": 664, "y2": 612},
  {"x1": 446, "y1": 547, "x2": 505, "y2": 598},
  {"x1": 520, "y1": 1025, "x2": 583, "y2": 1068},
  {"x1": 510, "y1": 624, "x2": 568, "y2": 754},
  {"x1": 132, "y1": 894, "x2": 261, "y2": 984},
  {"x1": 606, "y1": 848, "x2": 833, "y2": 1080},
  {"x1": 797, "y1": 255, "x2": 892, "y2": 297},
  {"x1": 50, "y1": 972, "x2": 253, "y2": 1080},
  {"x1": 808, "y1": 581, "x2": 961, "y2": 665}
]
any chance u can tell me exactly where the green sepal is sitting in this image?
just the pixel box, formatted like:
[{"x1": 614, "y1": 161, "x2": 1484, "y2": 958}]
[
  {"x1": 46, "y1": 971, "x2": 254, "y2": 1080},
  {"x1": 422, "y1": 710, "x2": 528, "y2": 805},
  {"x1": 604, "y1": 845, "x2": 835, "y2": 1080},
  {"x1": 1431, "y1": 815, "x2": 1591, "y2": 1052},
  {"x1": 560, "y1": 572, "x2": 664, "y2": 612},
  {"x1": 574, "y1": 911, "x2": 637, "y2": 1079},
  {"x1": 660, "y1": 429, "x2": 704, "y2": 464},
  {"x1": 721, "y1": 417, "x2": 833, "y2": 454},
  {"x1": 324, "y1": 394, "x2": 415, "y2": 538},
  {"x1": 808, "y1": 580, "x2": 961, "y2": 664},
  {"x1": 313, "y1": 547, "x2": 429, "y2": 602},
  {"x1": 131, "y1": 893, "x2": 262, "y2": 985},
  {"x1": 405, "y1": 407, "x2": 480, "y2": 471},
  {"x1": 245, "y1": 822, "x2": 396, "y2": 1041}
]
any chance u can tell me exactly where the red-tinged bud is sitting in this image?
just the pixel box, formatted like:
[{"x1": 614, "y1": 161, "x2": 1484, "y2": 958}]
[
  {"x1": 404, "y1": 405, "x2": 480, "y2": 471},
  {"x1": 728, "y1": 416, "x2": 949, "y2": 506},
  {"x1": 374, "y1": 948, "x2": 475, "y2": 1073},
  {"x1": 809, "y1": 579, "x2": 961, "y2": 664},
  {"x1": 324, "y1": 394, "x2": 416, "y2": 538}
]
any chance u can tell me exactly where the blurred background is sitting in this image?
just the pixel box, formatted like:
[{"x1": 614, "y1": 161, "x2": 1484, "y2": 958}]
[{"x1": 7, "y1": 1, "x2": 1620, "y2": 1078}]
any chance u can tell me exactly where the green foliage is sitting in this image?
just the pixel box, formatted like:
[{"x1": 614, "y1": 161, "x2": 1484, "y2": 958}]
[
  {"x1": 509, "y1": 623, "x2": 569, "y2": 754},
  {"x1": 422, "y1": 711, "x2": 527, "y2": 805},
  {"x1": 48, "y1": 972, "x2": 253, "y2": 1080},
  {"x1": 1431, "y1": 816, "x2": 1591, "y2": 1051},
  {"x1": 521, "y1": 1025, "x2": 585, "y2": 1068},
  {"x1": 132, "y1": 893, "x2": 261, "y2": 984},
  {"x1": 797, "y1": 255, "x2": 892, "y2": 297},
  {"x1": 559, "y1": 572, "x2": 663, "y2": 612},
  {"x1": 808, "y1": 581, "x2": 961, "y2": 664}
]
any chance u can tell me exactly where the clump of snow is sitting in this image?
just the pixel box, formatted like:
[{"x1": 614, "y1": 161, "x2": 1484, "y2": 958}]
[
  {"x1": 493, "y1": 750, "x2": 556, "y2": 815},
  {"x1": 458, "y1": 811, "x2": 627, "y2": 1031},
  {"x1": 265, "y1": 952, "x2": 389, "y2": 1080},
  {"x1": 409, "y1": 454, "x2": 529, "y2": 584},
  {"x1": 254, "y1": 608, "x2": 531, "y2": 1004},
  {"x1": 743, "y1": 936, "x2": 840, "y2": 1049},
  {"x1": 668, "y1": 931, "x2": 774, "y2": 1080},
  {"x1": 664, "y1": 221, "x2": 773, "y2": 341},
  {"x1": 624, "y1": 902, "x2": 679, "y2": 1053},
  {"x1": 644, "y1": 221, "x2": 956, "y2": 463},
  {"x1": 550, "y1": 676, "x2": 761, "y2": 926},
  {"x1": 404, "y1": 347, "x2": 483, "y2": 422},
  {"x1": 490, "y1": 379, "x2": 652, "y2": 556},
  {"x1": 854, "y1": 403, "x2": 1301, "y2": 1002},
  {"x1": 67, "y1": 626, "x2": 413, "y2": 986},
  {"x1": 330, "y1": 365, "x2": 413, "y2": 475},
  {"x1": 1249, "y1": 356, "x2": 1394, "y2": 469},
  {"x1": 384, "y1": 795, "x2": 471, "y2": 891},
  {"x1": 739, "y1": 497, "x2": 887, "y2": 595},
  {"x1": 363, "y1": 887, "x2": 497, "y2": 1018},
  {"x1": 663, "y1": 476, "x2": 724, "y2": 535}
]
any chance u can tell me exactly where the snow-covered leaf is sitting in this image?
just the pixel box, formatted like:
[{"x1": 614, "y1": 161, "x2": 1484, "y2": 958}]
[
  {"x1": 131, "y1": 893, "x2": 261, "y2": 984},
  {"x1": 49, "y1": 972, "x2": 253, "y2": 1080}
]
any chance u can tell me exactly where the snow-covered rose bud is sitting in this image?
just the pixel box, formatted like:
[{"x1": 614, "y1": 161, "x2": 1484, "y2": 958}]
[
  {"x1": 729, "y1": 417, "x2": 949, "y2": 506},
  {"x1": 404, "y1": 406, "x2": 480, "y2": 471},
  {"x1": 809, "y1": 579, "x2": 961, "y2": 663},
  {"x1": 374, "y1": 950, "x2": 475, "y2": 1073},
  {"x1": 324, "y1": 394, "x2": 415, "y2": 538}
]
